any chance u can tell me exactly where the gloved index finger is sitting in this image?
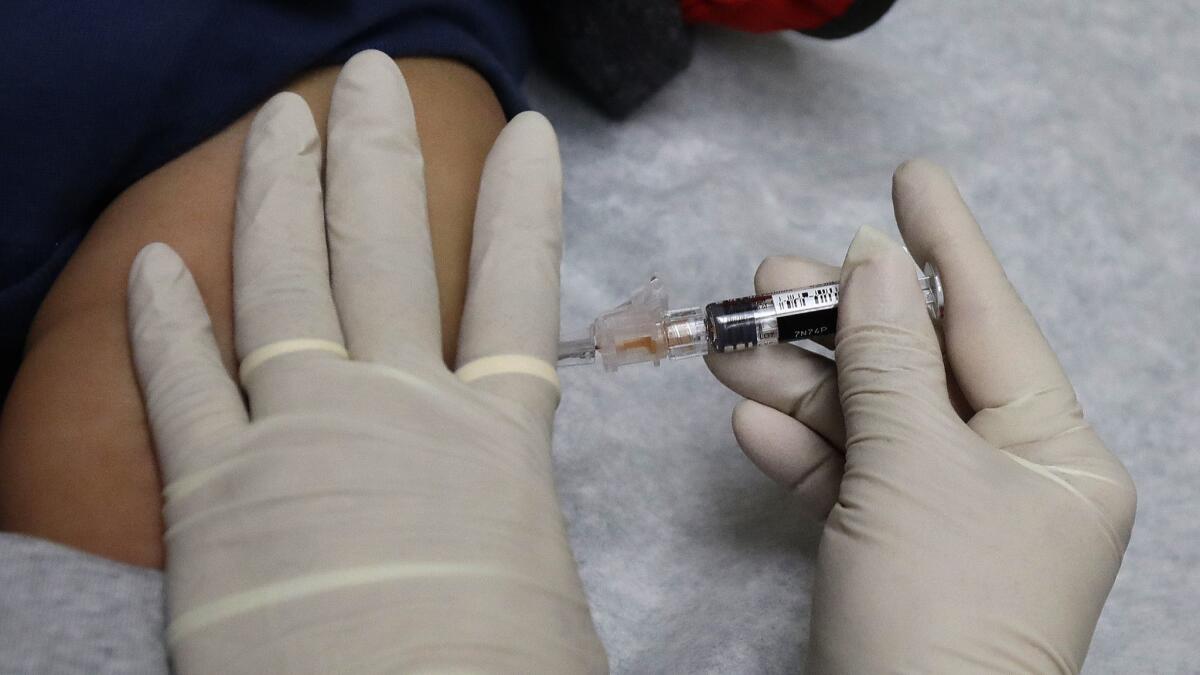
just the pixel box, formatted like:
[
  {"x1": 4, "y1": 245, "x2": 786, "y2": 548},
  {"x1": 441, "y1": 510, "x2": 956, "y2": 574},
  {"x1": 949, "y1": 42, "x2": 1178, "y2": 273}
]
[
  {"x1": 455, "y1": 112, "x2": 563, "y2": 425},
  {"x1": 892, "y1": 160, "x2": 1077, "y2": 417},
  {"x1": 234, "y1": 92, "x2": 346, "y2": 411}
]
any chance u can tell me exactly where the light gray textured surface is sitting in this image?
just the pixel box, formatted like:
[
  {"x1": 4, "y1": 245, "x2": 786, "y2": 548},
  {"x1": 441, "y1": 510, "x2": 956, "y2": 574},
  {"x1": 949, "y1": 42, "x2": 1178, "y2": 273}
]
[
  {"x1": 533, "y1": 2, "x2": 1200, "y2": 673},
  {"x1": 0, "y1": 534, "x2": 166, "y2": 675}
]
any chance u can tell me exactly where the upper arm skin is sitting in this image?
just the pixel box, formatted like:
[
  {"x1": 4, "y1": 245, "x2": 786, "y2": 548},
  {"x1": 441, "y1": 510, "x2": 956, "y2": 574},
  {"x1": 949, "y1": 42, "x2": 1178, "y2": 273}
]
[{"x1": 0, "y1": 57, "x2": 507, "y2": 568}]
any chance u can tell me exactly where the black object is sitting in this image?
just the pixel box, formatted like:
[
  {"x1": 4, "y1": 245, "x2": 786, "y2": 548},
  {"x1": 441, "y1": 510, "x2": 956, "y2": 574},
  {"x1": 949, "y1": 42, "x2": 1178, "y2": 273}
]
[
  {"x1": 525, "y1": 0, "x2": 692, "y2": 118},
  {"x1": 525, "y1": 0, "x2": 900, "y2": 118},
  {"x1": 800, "y1": 0, "x2": 899, "y2": 39}
]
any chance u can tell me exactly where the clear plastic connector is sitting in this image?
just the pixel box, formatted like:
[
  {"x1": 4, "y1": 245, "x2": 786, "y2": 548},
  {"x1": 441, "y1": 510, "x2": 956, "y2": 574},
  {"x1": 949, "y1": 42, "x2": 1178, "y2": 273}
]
[{"x1": 576, "y1": 277, "x2": 706, "y2": 371}]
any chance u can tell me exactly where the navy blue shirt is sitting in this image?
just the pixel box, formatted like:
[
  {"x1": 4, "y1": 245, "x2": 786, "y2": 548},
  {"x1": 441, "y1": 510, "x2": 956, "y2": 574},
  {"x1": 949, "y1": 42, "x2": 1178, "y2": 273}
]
[{"x1": 0, "y1": 1, "x2": 530, "y2": 399}]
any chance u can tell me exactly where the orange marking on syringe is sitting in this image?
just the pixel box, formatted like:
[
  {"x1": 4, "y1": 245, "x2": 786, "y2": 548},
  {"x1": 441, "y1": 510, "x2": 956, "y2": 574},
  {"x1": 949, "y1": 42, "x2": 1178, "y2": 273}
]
[{"x1": 617, "y1": 336, "x2": 657, "y2": 353}]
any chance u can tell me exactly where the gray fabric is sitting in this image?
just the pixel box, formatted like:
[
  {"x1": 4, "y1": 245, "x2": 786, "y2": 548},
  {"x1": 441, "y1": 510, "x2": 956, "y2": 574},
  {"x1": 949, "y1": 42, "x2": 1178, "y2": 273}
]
[
  {"x1": 0, "y1": 533, "x2": 166, "y2": 674},
  {"x1": 537, "y1": 2, "x2": 1198, "y2": 673},
  {"x1": 0, "y1": 2, "x2": 1194, "y2": 672}
]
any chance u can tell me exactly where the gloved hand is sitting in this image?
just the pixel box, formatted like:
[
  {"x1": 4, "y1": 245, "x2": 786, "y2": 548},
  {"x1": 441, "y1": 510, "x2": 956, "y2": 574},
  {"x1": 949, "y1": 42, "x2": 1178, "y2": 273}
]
[
  {"x1": 127, "y1": 51, "x2": 606, "y2": 673},
  {"x1": 706, "y1": 160, "x2": 1136, "y2": 673}
]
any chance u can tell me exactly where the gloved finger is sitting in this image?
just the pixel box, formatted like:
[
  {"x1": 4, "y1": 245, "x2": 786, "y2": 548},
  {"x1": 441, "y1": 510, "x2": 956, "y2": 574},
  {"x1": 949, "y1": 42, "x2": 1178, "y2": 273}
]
[
  {"x1": 706, "y1": 345, "x2": 844, "y2": 448},
  {"x1": 836, "y1": 226, "x2": 957, "y2": 436},
  {"x1": 326, "y1": 50, "x2": 442, "y2": 369},
  {"x1": 891, "y1": 159, "x2": 1085, "y2": 448},
  {"x1": 456, "y1": 112, "x2": 563, "y2": 425},
  {"x1": 234, "y1": 92, "x2": 346, "y2": 414},
  {"x1": 733, "y1": 399, "x2": 843, "y2": 520},
  {"x1": 762, "y1": 256, "x2": 975, "y2": 419},
  {"x1": 128, "y1": 243, "x2": 248, "y2": 488},
  {"x1": 753, "y1": 255, "x2": 840, "y2": 350}
]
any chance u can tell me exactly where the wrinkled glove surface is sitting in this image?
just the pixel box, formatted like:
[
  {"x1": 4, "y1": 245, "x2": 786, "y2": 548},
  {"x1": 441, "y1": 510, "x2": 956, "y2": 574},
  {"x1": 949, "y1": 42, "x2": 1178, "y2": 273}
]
[
  {"x1": 127, "y1": 50, "x2": 606, "y2": 674},
  {"x1": 707, "y1": 160, "x2": 1135, "y2": 674}
]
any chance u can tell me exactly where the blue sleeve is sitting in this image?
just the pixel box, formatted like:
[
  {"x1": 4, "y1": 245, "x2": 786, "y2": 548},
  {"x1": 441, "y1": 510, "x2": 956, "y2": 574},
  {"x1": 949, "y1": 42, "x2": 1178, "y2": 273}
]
[{"x1": 0, "y1": 0, "x2": 530, "y2": 398}]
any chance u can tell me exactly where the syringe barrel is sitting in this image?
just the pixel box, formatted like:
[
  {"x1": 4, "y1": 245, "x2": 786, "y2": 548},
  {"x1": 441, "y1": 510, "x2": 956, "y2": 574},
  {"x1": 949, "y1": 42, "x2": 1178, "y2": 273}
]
[
  {"x1": 706, "y1": 281, "x2": 838, "y2": 353},
  {"x1": 704, "y1": 262, "x2": 942, "y2": 354}
]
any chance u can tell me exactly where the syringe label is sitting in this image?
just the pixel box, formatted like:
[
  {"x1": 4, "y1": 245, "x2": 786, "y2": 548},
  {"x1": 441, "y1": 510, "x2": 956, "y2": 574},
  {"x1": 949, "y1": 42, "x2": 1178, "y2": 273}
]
[
  {"x1": 771, "y1": 283, "x2": 839, "y2": 314},
  {"x1": 776, "y1": 306, "x2": 837, "y2": 341}
]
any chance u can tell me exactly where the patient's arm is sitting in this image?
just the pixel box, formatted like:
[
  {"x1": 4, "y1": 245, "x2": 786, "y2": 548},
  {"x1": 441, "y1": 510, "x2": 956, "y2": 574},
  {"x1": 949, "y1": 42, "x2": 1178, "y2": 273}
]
[{"x1": 0, "y1": 57, "x2": 506, "y2": 568}]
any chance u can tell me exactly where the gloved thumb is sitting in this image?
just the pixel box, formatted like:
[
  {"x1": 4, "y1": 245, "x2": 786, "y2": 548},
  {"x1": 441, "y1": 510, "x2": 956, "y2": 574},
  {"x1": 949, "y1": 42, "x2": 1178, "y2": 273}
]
[{"x1": 835, "y1": 226, "x2": 957, "y2": 439}]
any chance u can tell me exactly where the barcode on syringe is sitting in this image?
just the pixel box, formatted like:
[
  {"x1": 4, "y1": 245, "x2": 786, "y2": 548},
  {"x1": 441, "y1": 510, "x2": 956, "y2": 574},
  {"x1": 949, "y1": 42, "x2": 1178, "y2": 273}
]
[{"x1": 771, "y1": 283, "x2": 839, "y2": 314}]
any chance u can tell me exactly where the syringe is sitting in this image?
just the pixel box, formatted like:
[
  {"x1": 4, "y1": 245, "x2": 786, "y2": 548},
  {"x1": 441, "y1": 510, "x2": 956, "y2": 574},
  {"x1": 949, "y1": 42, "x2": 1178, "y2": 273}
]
[{"x1": 558, "y1": 262, "x2": 943, "y2": 372}]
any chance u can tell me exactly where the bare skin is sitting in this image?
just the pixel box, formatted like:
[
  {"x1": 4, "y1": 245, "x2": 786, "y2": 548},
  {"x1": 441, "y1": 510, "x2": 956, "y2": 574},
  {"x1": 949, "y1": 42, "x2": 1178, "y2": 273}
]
[{"x1": 0, "y1": 57, "x2": 506, "y2": 569}]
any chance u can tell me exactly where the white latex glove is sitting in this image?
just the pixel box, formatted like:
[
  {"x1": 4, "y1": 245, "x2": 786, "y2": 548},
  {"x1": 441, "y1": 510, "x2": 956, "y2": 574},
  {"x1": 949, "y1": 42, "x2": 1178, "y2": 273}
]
[
  {"x1": 706, "y1": 160, "x2": 1135, "y2": 673},
  {"x1": 127, "y1": 51, "x2": 606, "y2": 673}
]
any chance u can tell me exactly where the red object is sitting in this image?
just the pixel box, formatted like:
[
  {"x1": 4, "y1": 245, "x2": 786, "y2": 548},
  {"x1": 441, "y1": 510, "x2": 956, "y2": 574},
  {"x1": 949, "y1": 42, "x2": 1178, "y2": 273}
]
[{"x1": 680, "y1": 0, "x2": 857, "y2": 33}]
